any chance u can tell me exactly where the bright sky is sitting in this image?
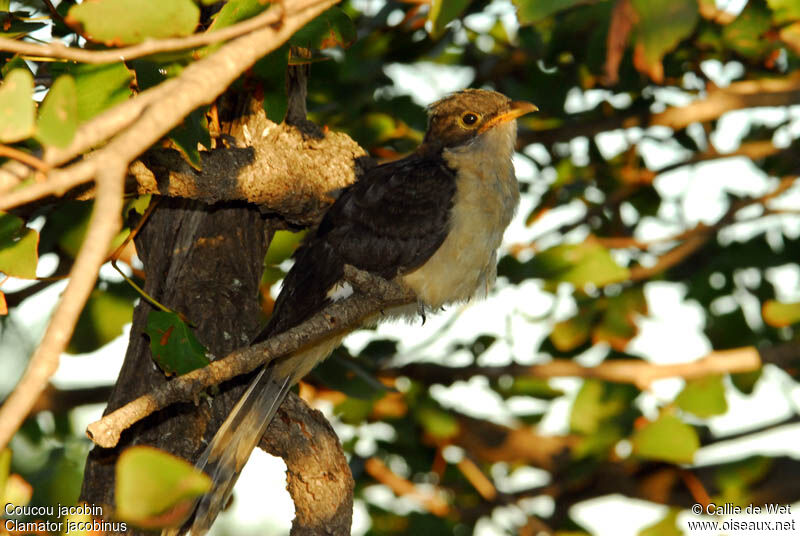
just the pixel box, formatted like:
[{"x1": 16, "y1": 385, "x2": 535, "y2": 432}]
[{"x1": 3, "y1": 0, "x2": 800, "y2": 534}]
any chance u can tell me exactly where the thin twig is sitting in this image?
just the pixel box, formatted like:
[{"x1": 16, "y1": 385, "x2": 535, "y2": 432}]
[
  {"x1": 0, "y1": 162, "x2": 125, "y2": 450},
  {"x1": 655, "y1": 139, "x2": 786, "y2": 176},
  {"x1": 109, "y1": 197, "x2": 176, "y2": 315},
  {"x1": 0, "y1": 1, "x2": 290, "y2": 64},
  {"x1": 522, "y1": 72, "x2": 800, "y2": 146},
  {"x1": 627, "y1": 175, "x2": 797, "y2": 280},
  {"x1": 364, "y1": 457, "x2": 450, "y2": 516},
  {"x1": 40, "y1": 0, "x2": 78, "y2": 37},
  {"x1": 0, "y1": 144, "x2": 50, "y2": 173}
]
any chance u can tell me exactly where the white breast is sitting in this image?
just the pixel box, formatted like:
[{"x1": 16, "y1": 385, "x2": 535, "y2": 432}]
[{"x1": 401, "y1": 120, "x2": 519, "y2": 309}]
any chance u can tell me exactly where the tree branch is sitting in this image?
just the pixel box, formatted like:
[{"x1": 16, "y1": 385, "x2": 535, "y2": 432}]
[
  {"x1": 0, "y1": 0, "x2": 341, "y2": 451},
  {"x1": 0, "y1": 0, "x2": 340, "y2": 211},
  {"x1": 0, "y1": 144, "x2": 50, "y2": 173},
  {"x1": 522, "y1": 73, "x2": 800, "y2": 146},
  {"x1": 86, "y1": 267, "x2": 416, "y2": 448},
  {"x1": 0, "y1": 1, "x2": 292, "y2": 64},
  {"x1": 0, "y1": 162, "x2": 125, "y2": 450},
  {"x1": 364, "y1": 457, "x2": 450, "y2": 516},
  {"x1": 385, "y1": 346, "x2": 763, "y2": 391},
  {"x1": 259, "y1": 391, "x2": 354, "y2": 536},
  {"x1": 131, "y1": 123, "x2": 366, "y2": 224}
]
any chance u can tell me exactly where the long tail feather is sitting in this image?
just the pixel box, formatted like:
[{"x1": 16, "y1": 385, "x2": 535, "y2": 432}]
[{"x1": 189, "y1": 364, "x2": 293, "y2": 535}]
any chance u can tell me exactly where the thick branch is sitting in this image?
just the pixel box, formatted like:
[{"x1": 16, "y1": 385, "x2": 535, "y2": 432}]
[
  {"x1": 260, "y1": 392, "x2": 354, "y2": 535},
  {"x1": 131, "y1": 121, "x2": 366, "y2": 224},
  {"x1": 86, "y1": 267, "x2": 416, "y2": 448}
]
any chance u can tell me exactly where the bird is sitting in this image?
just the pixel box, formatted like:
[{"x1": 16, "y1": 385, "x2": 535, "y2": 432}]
[{"x1": 186, "y1": 88, "x2": 537, "y2": 534}]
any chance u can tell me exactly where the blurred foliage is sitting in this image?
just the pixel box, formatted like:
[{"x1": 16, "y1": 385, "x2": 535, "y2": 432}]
[
  {"x1": 2, "y1": 0, "x2": 800, "y2": 534},
  {"x1": 115, "y1": 446, "x2": 210, "y2": 528}
]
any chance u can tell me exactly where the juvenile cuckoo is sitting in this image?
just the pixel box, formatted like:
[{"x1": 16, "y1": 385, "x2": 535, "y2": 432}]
[{"x1": 188, "y1": 88, "x2": 538, "y2": 534}]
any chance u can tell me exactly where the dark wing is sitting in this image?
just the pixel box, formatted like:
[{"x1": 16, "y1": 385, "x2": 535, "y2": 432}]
[{"x1": 252, "y1": 153, "x2": 456, "y2": 342}]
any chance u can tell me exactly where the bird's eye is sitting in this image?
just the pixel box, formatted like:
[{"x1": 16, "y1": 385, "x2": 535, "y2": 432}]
[{"x1": 461, "y1": 112, "x2": 479, "y2": 127}]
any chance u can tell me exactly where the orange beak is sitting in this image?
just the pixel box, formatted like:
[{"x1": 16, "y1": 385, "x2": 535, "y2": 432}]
[{"x1": 479, "y1": 100, "x2": 538, "y2": 133}]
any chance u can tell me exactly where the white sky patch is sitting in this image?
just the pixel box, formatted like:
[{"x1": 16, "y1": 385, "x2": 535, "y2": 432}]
[
  {"x1": 766, "y1": 264, "x2": 800, "y2": 302},
  {"x1": 701, "y1": 367, "x2": 797, "y2": 438},
  {"x1": 382, "y1": 62, "x2": 476, "y2": 105},
  {"x1": 627, "y1": 282, "x2": 711, "y2": 364},
  {"x1": 572, "y1": 496, "x2": 668, "y2": 536},
  {"x1": 50, "y1": 328, "x2": 129, "y2": 388},
  {"x1": 700, "y1": 58, "x2": 745, "y2": 87},
  {"x1": 210, "y1": 449, "x2": 293, "y2": 536}
]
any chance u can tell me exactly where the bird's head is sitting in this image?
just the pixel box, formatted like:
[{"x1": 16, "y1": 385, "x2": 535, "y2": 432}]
[{"x1": 422, "y1": 89, "x2": 537, "y2": 152}]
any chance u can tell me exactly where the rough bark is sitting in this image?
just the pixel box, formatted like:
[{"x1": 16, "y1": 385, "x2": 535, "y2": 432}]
[
  {"x1": 80, "y1": 196, "x2": 271, "y2": 534},
  {"x1": 80, "y1": 91, "x2": 358, "y2": 534}
]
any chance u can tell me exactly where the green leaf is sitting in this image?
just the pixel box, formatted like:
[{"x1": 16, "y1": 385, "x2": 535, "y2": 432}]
[
  {"x1": 334, "y1": 397, "x2": 374, "y2": 425},
  {"x1": 428, "y1": 0, "x2": 471, "y2": 38},
  {"x1": 417, "y1": 406, "x2": 459, "y2": 440},
  {"x1": 551, "y1": 313, "x2": 593, "y2": 352},
  {"x1": 675, "y1": 375, "x2": 728, "y2": 418},
  {"x1": 359, "y1": 339, "x2": 399, "y2": 361},
  {"x1": 264, "y1": 229, "x2": 305, "y2": 265},
  {"x1": 168, "y1": 107, "x2": 210, "y2": 169},
  {"x1": 264, "y1": 88, "x2": 288, "y2": 123},
  {"x1": 40, "y1": 200, "x2": 92, "y2": 258},
  {"x1": 252, "y1": 44, "x2": 289, "y2": 123},
  {"x1": 314, "y1": 352, "x2": 388, "y2": 400},
  {"x1": 125, "y1": 194, "x2": 152, "y2": 217},
  {"x1": 520, "y1": 240, "x2": 630, "y2": 289},
  {"x1": 632, "y1": 414, "x2": 699, "y2": 464},
  {"x1": 570, "y1": 379, "x2": 639, "y2": 435},
  {"x1": 631, "y1": 0, "x2": 698, "y2": 82},
  {"x1": 722, "y1": 1, "x2": 773, "y2": 59},
  {"x1": 513, "y1": 0, "x2": 594, "y2": 24},
  {"x1": 116, "y1": 446, "x2": 210, "y2": 528},
  {"x1": 0, "y1": 69, "x2": 34, "y2": 143},
  {"x1": 767, "y1": 0, "x2": 800, "y2": 24},
  {"x1": 780, "y1": 21, "x2": 800, "y2": 55},
  {"x1": 0, "y1": 212, "x2": 39, "y2": 279},
  {"x1": 762, "y1": 300, "x2": 800, "y2": 327},
  {"x1": 208, "y1": 0, "x2": 269, "y2": 31},
  {"x1": 50, "y1": 63, "x2": 133, "y2": 123},
  {"x1": 453, "y1": 334, "x2": 496, "y2": 358},
  {"x1": 0, "y1": 448, "x2": 10, "y2": 503},
  {"x1": 36, "y1": 75, "x2": 78, "y2": 148},
  {"x1": 66, "y1": 0, "x2": 200, "y2": 45},
  {"x1": 731, "y1": 369, "x2": 762, "y2": 395},
  {"x1": 290, "y1": 7, "x2": 356, "y2": 50},
  {"x1": 638, "y1": 509, "x2": 683, "y2": 536},
  {"x1": 494, "y1": 376, "x2": 563, "y2": 400},
  {"x1": 0, "y1": 12, "x2": 46, "y2": 39},
  {"x1": 714, "y1": 456, "x2": 771, "y2": 496},
  {"x1": 1, "y1": 56, "x2": 30, "y2": 79},
  {"x1": 145, "y1": 311, "x2": 210, "y2": 375},
  {"x1": 67, "y1": 284, "x2": 136, "y2": 354},
  {"x1": 594, "y1": 287, "x2": 648, "y2": 351}
]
